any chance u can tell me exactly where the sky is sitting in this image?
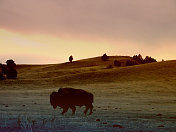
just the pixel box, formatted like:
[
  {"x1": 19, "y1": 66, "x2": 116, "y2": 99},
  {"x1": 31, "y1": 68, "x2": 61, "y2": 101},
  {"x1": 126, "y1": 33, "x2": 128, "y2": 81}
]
[{"x1": 0, "y1": 0, "x2": 176, "y2": 64}]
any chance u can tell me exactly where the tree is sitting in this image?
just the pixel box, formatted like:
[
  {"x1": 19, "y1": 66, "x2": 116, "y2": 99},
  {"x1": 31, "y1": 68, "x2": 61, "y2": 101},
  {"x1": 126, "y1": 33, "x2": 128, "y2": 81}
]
[
  {"x1": 133, "y1": 54, "x2": 144, "y2": 64},
  {"x1": 6, "y1": 59, "x2": 17, "y2": 79},
  {"x1": 101, "y1": 53, "x2": 109, "y2": 61},
  {"x1": 144, "y1": 56, "x2": 157, "y2": 63},
  {"x1": 69, "y1": 55, "x2": 73, "y2": 63},
  {"x1": 133, "y1": 54, "x2": 157, "y2": 64}
]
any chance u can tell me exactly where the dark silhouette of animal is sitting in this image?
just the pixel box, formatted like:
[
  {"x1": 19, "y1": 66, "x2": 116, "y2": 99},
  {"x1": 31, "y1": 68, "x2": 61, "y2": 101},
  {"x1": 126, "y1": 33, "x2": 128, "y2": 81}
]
[{"x1": 50, "y1": 88, "x2": 94, "y2": 115}]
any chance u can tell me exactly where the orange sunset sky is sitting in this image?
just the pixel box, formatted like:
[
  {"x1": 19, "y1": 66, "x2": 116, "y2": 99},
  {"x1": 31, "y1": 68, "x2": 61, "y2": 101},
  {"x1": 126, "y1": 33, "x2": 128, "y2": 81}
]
[{"x1": 0, "y1": 0, "x2": 176, "y2": 64}]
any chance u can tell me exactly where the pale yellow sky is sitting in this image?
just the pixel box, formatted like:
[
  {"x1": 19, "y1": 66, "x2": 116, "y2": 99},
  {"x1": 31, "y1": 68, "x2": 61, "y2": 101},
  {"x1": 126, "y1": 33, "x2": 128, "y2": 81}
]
[
  {"x1": 0, "y1": 0, "x2": 176, "y2": 64},
  {"x1": 0, "y1": 29, "x2": 112, "y2": 63}
]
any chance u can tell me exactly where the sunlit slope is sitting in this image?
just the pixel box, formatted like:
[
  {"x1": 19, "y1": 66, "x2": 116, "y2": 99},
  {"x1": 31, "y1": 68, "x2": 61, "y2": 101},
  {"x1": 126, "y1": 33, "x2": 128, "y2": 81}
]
[
  {"x1": 14, "y1": 56, "x2": 176, "y2": 85},
  {"x1": 16, "y1": 56, "x2": 131, "y2": 79}
]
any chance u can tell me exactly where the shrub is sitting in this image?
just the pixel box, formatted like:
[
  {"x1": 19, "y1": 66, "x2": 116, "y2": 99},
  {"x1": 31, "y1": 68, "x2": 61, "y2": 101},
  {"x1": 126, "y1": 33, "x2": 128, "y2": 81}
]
[
  {"x1": 126, "y1": 60, "x2": 138, "y2": 66},
  {"x1": 0, "y1": 63, "x2": 6, "y2": 80},
  {"x1": 0, "y1": 73, "x2": 5, "y2": 80},
  {"x1": 114, "y1": 60, "x2": 121, "y2": 66},
  {"x1": 101, "y1": 53, "x2": 109, "y2": 61},
  {"x1": 6, "y1": 59, "x2": 17, "y2": 79}
]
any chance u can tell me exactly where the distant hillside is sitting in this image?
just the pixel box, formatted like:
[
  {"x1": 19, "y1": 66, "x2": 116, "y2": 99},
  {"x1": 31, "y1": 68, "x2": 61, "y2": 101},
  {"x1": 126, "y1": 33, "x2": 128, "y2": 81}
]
[
  {"x1": 17, "y1": 56, "x2": 176, "y2": 83},
  {"x1": 1, "y1": 56, "x2": 176, "y2": 90}
]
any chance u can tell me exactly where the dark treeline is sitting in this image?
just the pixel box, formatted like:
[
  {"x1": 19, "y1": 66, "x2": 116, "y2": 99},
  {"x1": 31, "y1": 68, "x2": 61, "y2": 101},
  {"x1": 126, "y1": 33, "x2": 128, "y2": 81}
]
[
  {"x1": 0, "y1": 59, "x2": 17, "y2": 80},
  {"x1": 132, "y1": 54, "x2": 157, "y2": 64},
  {"x1": 101, "y1": 53, "x2": 157, "y2": 67}
]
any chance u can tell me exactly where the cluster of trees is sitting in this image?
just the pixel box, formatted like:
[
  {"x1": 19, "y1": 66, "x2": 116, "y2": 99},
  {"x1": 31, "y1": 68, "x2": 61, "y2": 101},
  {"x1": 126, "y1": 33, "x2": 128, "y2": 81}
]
[
  {"x1": 0, "y1": 59, "x2": 17, "y2": 80},
  {"x1": 126, "y1": 60, "x2": 139, "y2": 66},
  {"x1": 133, "y1": 54, "x2": 157, "y2": 64},
  {"x1": 100, "y1": 53, "x2": 157, "y2": 67},
  {"x1": 114, "y1": 59, "x2": 139, "y2": 67}
]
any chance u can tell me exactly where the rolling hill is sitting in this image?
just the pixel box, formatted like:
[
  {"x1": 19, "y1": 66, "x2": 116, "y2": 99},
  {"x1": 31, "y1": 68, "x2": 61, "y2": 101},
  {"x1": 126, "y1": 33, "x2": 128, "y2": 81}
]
[{"x1": 1, "y1": 56, "x2": 176, "y2": 93}]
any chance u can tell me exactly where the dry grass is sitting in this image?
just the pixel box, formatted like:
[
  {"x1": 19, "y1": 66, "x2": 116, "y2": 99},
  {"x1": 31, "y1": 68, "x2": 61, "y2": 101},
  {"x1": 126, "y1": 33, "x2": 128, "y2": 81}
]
[
  {"x1": 1, "y1": 56, "x2": 176, "y2": 91},
  {"x1": 0, "y1": 56, "x2": 176, "y2": 131}
]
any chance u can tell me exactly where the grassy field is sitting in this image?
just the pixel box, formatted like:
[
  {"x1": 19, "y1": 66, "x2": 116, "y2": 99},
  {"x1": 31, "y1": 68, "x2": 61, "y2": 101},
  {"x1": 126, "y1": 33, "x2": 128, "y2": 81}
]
[{"x1": 0, "y1": 56, "x2": 176, "y2": 131}]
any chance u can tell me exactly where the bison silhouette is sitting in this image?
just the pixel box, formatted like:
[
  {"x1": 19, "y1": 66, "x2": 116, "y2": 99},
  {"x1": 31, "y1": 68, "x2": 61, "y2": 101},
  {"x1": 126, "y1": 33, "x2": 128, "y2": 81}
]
[{"x1": 50, "y1": 88, "x2": 94, "y2": 115}]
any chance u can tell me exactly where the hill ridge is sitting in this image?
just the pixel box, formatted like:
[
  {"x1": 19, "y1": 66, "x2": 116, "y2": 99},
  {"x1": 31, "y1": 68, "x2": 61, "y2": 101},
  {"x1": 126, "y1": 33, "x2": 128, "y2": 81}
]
[{"x1": 13, "y1": 56, "x2": 176, "y2": 85}]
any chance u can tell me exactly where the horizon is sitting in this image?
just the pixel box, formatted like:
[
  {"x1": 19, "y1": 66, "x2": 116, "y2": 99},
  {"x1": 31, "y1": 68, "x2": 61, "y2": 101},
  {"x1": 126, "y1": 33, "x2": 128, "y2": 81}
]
[
  {"x1": 0, "y1": 0, "x2": 176, "y2": 64},
  {"x1": 0, "y1": 54, "x2": 172, "y2": 65}
]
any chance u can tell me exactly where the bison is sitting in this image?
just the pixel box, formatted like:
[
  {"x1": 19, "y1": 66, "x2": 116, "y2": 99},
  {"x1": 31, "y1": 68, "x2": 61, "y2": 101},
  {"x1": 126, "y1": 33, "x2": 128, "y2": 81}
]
[{"x1": 50, "y1": 88, "x2": 94, "y2": 115}]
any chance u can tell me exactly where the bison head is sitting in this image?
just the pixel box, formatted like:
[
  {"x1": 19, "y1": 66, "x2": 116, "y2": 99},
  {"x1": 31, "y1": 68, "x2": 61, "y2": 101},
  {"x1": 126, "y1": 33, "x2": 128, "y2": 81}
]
[{"x1": 50, "y1": 92, "x2": 59, "y2": 109}]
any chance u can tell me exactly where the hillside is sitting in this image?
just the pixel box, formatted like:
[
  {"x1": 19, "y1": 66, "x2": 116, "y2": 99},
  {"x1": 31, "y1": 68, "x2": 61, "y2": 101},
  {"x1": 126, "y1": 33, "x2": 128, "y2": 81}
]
[{"x1": 1, "y1": 56, "x2": 176, "y2": 92}]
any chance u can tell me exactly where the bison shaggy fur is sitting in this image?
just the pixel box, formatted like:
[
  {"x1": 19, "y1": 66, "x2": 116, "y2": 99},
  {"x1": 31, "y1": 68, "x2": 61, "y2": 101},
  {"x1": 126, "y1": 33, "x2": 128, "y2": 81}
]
[{"x1": 50, "y1": 88, "x2": 94, "y2": 115}]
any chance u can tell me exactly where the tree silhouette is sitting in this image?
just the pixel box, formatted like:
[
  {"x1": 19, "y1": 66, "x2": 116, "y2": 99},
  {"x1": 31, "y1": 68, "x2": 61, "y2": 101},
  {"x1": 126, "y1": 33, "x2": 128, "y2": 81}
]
[
  {"x1": 133, "y1": 54, "x2": 157, "y2": 64},
  {"x1": 6, "y1": 59, "x2": 17, "y2": 79},
  {"x1": 133, "y1": 54, "x2": 144, "y2": 64},
  {"x1": 101, "y1": 53, "x2": 109, "y2": 61},
  {"x1": 144, "y1": 56, "x2": 157, "y2": 63},
  {"x1": 69, "y1": 55, "x2": 73, "y2": 63}
]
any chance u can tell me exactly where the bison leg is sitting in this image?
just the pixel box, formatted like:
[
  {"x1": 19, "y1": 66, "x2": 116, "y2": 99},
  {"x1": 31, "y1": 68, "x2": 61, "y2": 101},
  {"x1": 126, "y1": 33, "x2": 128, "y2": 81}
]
[
  {"x1": 70, "y1": 106, "x2": 76, "y2": 115},
  {"x1": 88, "y1": 104, "x2": 93, "y2": 115},
  {"x1": 84, "y1": 106, "x2": 89, "y2": 115},
  {"x1": 61, "y1": 107, "x2": 69, "y2": 115}
]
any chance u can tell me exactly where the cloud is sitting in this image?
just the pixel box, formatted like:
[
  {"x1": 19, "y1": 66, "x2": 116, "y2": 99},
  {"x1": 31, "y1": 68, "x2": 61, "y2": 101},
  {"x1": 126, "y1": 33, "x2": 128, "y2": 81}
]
[
  {"x1": 0, "y1": 0, "x2": 176, "y2": 43},
  {"x1": 0, "y1": 0, "x2": 176, "y2": 63}
]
